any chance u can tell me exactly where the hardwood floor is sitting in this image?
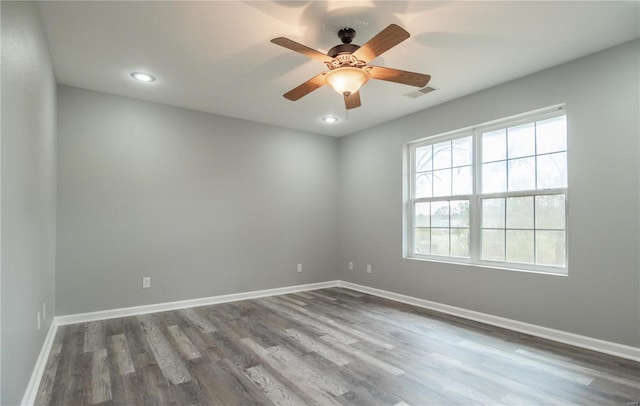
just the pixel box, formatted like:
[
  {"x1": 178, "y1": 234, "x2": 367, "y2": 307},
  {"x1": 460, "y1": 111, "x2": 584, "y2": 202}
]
[{"x1": 35, "y1": 288, "x2": 640, "y2": 405}]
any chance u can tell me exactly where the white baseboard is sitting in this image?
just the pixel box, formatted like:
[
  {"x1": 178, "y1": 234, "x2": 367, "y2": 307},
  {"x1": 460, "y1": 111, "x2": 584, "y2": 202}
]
[
  {"x1": 55, "y1": 280, "x2": 339, "y2": 326},
  {"x1": 21, "y1": 318, "x2": 59, "y2": 406},
  {"x1": 22, "y1": 279, "x2": 639, "y2": 405},
  {"x1": 337, "y1": 281, "x2": 640, "y2": 362}
]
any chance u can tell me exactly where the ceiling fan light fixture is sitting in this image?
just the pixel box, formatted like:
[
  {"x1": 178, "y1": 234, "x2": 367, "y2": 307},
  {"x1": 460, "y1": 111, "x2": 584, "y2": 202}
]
[{"x1": 325, "y1": 67, "x2": 369, "y2": 96}]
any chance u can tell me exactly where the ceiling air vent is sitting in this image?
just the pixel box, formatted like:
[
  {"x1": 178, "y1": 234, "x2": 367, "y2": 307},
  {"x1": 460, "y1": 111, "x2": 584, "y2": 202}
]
[{"x1": 403, "y1": 86, "x2": 437, "y2": 99}]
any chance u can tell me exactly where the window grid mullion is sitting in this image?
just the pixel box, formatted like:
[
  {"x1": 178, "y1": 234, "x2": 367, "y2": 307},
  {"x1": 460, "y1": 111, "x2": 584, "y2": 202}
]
[
  {"x1": 503, "y1": 194, "x2": 507, "y2": 262},
  {"x1": 505, "y1": 127, "x2": 510, "y2": 194},
  {"x1": 447, "y1": 201, "x2": 451, "y2": 256},
  {"x1": 449, "y1": 141, "x2": 453, "y2": 256},
  {"x1": 408, "y1": 144, "x2": 414, "y2": 255},
  {"x1": 472, "y1": 127, "x2": 481, "y2": 263},
  {"x1": 533, "y1": 194, "x2": 538, "y2": 265},
  {"x1": 532, "y1": 121, "x2": 539, "y2": 265}
]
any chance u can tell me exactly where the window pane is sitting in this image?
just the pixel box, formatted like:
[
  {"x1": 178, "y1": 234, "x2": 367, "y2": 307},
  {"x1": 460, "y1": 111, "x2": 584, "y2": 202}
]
[
  {"x1": 430, "y1": 201, "x2": 449, "y2": 227},
  {"x1": 415, "y1": 202, "x2": 430, "y2": 227},
  {"x1": 482, "y1": 198, "x2": 505, "y2": 228},
  {"x1": 431, "y1": 229, "x2": 450, "y2": 256},
  {"x1": 537, "y1": 116, "x2": 567, "y2": 154},
  {"x1": 536, "y1": 230, "x2": 566, "y2": 266},
  {"x1": 450, "y1": 200, "x2": 470, "y2": 227},
  {"x1": 451, "y1": 228, "x2": 470, "y2": 257},
  {"x1": 415, "y1": 228, "x2": 430, "y2": 254},
  {"x1": 508, "y1": 157, "x2": 536, "y2": 191},
  {"x1": 482, "y1": 229, "x2": 505, "y2": 261},
  {"x1": 506, "y1": 230, "x2": 534, "y2": 264},
  {"x1": 482, "y1": 129, "x2": 506, "y2": 162},
  {"x1": 433, "y1": 169, "x2": 452, "y2": 197},
  {"x1": 508, "y1": 123, "x2": 535, "y2": 159},
  {"x1": 416, "y1": 145, "x2": 432, "y2": 172},
  {"x1": 537, "y1": 152, "x2": 567, "y2": 189},
  {"x1": 452, "y1": 136, "x2": 472, "y2": 166},
  {"x1": 535, "y1": 195, "x2": 565, "y2": 230},
  {"x1": 433, "y1": 141, "x2": 452, "y2": 170},
  {"x1": 415, "y1": 172, "x2": 432, "y2": 198},
  {"x1": 507, "y1": 196, "x2": 534, "y2": 229},
  {"x1": 452, "y1": 166, "x2": 472, "y2": 195},
  {"x1": 482, "y1": 161, "x2": 507, "y2": 193}
]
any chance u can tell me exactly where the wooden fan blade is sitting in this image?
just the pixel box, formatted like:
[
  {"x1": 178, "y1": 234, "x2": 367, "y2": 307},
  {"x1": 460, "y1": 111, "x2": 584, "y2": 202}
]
[
  {"x1": 352, "y1": 24, "x2": 410, "y2": 63},
  {"x1": 344, "y1": 91, "x2": 361, "y2": 110},
  {"x1": 368, "y1": 65, "x2": 431, "y2": 87},
  {"x1": 283, "y1": 72, "x2": 327, "y2": 101},
  {"x1": 271, "y1": 37, "x2": 331, "y2": 63}
]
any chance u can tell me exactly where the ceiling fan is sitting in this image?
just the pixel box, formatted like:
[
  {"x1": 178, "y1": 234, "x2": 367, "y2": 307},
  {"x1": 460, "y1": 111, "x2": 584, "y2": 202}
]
[{"x1": 271, "y1": 24, "x2": 431, "y2": 110}]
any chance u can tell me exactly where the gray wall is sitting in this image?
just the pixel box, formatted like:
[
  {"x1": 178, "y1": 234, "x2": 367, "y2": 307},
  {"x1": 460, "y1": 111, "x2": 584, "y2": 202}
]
[
  {"x1": 56, "y1": 86, "x2": 339, "y2": 315},
  {"x1": 1, "y1": 2, "x2": 57, "y2": 405},
  {"x1": 339, "y1": 40, "x2": 640, "y2": 347}
]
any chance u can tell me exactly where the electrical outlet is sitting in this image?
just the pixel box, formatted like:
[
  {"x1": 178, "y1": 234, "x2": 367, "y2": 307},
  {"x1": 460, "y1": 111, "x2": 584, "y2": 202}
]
[
  {"x1": 37, "y1": 312, "x2": 41, "y2": 330},
  {"x1": 43, "y1": 302, "x2": 46, "y2": 320},
  {"x1": 297, "y1": 264, "x2": 302, "y2": 273},
  {"x1": 142, "y1": 277, "x2": 151, "y2": 288},
  {"x1": 367, "y1": 264, "x2": 372, "y2": 274},
  {"x1": 349, "y1": 261, "x2": 353, "y2": 271}
]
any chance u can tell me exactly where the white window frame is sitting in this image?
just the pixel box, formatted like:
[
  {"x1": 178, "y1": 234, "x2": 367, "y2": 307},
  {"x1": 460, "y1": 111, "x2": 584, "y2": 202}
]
[{"x1": 405, "y1": 105, "x2": 568, "y2": 275}]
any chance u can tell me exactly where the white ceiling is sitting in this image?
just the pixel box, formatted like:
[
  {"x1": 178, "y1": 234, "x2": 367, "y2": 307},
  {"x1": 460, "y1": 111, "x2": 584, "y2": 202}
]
[{"x1": 38, "y1": 1, "x2": 639, "y2": 137}]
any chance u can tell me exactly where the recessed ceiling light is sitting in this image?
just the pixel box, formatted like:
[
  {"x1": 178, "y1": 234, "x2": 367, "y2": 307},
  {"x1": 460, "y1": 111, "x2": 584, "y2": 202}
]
[
  {"x1": 130, "y1": 72, "x2": 155, "y2": 82},
  {"x1": 322, "y1": 116, "x2": 339, "y2": 124}
]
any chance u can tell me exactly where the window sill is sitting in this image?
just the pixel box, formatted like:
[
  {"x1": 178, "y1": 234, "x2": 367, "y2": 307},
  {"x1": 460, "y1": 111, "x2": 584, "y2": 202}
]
[{"x1": 403, "y1": 255, "x2": 568, "y2": 277}]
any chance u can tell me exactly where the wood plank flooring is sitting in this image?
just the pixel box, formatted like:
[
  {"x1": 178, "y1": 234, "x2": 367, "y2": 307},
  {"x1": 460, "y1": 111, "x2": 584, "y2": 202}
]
[{"x1": 35, "y1": 288, "x2": 640, "y2": 405}]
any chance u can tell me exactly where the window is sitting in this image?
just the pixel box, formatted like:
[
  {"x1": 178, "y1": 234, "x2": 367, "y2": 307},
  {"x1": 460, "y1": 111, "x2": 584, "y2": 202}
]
[{"x1": 407, "y1": 107, "x2": 568, "y2": 274}]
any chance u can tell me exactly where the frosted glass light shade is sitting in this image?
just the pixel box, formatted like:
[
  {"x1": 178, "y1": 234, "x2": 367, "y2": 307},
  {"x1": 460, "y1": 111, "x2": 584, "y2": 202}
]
[{"x1": 325, "y1": 67, "x2": 369, "y2": 96}]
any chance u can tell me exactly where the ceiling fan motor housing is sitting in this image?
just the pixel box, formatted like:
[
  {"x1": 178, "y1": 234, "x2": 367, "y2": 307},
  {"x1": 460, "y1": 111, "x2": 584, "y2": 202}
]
[
  {"x1": 328, "y1": 43, "x2": 360, "y2": 58},
  {"x1": 328, "y1": 28, "x2": 360, "y2": 58}
]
